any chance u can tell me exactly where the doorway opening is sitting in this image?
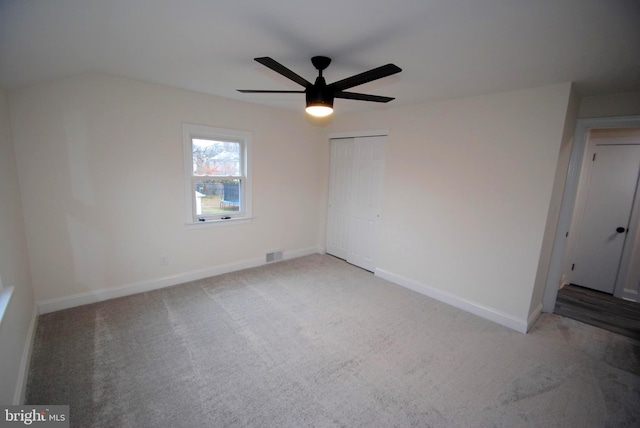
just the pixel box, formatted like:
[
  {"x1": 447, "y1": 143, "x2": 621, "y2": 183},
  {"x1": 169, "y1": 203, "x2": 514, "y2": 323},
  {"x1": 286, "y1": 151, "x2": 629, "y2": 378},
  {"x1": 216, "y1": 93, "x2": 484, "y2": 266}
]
[
  {"x1": 566, "y1": 131, "x2": 640, "y2": 296},
  {"x1": 543, "y1": 116, "x2": 640, "y2": 316},
  {"x1": 554, "y1": 283, "x2": 640, "y2": 340}
]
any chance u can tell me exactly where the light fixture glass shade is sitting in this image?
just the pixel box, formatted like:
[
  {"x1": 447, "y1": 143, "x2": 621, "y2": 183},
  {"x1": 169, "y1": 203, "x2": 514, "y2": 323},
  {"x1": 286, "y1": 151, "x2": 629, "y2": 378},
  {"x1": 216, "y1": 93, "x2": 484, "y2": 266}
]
[{"x1": 305, "y1": 105, "x2": 333, "y2": 117}]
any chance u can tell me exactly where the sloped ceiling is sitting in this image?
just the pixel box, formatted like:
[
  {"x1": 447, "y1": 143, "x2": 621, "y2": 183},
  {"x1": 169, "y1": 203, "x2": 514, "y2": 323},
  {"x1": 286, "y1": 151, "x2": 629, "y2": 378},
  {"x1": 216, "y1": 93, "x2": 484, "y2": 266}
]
[{"x1": 1, "y1": 0, "x2": 639, "y2": 113}]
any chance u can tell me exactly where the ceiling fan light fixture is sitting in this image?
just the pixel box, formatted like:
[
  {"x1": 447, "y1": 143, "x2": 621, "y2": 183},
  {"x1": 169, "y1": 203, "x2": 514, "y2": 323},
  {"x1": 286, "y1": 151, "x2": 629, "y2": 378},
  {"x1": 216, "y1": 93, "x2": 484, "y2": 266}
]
[
  {"x1": 305, "y1": 85, "x2": 334, "y2": 117},
  {"x1": 305, "y1": 104, "x2": 333, "y2": 117}
]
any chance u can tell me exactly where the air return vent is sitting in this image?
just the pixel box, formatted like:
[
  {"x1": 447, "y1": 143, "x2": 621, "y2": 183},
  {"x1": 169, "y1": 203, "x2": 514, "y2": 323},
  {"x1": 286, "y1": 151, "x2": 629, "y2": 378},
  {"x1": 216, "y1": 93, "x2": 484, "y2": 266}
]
[{"x1": 266, "y1": 250, "x2": 283, "y2": 263}]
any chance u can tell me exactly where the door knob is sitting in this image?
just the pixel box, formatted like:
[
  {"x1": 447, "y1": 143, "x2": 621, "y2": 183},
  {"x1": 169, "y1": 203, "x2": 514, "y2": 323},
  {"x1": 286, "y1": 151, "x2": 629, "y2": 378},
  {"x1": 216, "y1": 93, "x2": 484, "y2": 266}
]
[{"x1": 616, "y1": 227, "x2": 627, "y2": 233}]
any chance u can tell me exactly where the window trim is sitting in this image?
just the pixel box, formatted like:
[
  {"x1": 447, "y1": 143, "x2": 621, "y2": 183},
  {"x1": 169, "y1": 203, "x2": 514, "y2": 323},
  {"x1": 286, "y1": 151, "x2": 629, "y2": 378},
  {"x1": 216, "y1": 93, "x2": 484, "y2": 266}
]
[{"x1": 182, "y1": 124, "x2": 252, "y2": 228}]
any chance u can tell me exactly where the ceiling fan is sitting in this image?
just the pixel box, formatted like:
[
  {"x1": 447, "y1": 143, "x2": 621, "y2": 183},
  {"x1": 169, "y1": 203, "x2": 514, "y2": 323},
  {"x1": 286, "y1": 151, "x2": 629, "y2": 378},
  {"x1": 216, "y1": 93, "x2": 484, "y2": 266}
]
[{"x1": 238, "y1": 56, "x2": 402, "y2": 117}]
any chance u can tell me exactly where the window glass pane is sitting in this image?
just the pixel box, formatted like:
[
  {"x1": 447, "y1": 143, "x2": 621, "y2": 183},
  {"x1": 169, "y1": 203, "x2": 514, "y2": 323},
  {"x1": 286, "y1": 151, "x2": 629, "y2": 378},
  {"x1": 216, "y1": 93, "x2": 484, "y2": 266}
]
[
  {"x1": 192, "y1": 139, "x2": 240, "y2": 176},
  {"x1": 194, "y1": 178, "x2": 241, "y2": 217}
]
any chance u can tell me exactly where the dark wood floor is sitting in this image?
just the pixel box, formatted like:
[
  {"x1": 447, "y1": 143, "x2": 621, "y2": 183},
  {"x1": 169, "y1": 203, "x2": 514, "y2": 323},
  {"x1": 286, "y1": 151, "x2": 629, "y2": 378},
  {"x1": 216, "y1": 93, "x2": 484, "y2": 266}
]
[{"x1": 554, "y1": 284, "x2": 640, "y2": 341}]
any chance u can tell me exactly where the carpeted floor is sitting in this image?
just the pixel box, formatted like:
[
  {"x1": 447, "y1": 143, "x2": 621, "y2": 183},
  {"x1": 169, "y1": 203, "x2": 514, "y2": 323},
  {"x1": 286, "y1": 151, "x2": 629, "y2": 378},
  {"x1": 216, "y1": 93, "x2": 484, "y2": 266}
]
[{"x1": 26, "y1": 254, "x2": 640, "y2": 427}]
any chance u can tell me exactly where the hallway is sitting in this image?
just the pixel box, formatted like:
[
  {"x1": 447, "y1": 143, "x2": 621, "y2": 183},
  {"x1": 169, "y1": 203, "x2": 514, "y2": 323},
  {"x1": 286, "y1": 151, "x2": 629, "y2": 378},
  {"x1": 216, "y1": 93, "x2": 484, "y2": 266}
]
[{"x1": 554, "y1": 284, "x2": 640, "y2": 341}]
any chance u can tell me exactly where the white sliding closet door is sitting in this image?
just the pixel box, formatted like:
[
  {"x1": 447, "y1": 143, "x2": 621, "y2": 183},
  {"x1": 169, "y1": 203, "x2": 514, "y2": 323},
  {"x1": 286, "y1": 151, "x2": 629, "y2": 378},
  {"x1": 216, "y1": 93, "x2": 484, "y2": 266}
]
[
  {"x1": 326, "y1": 135, "x2": 387, "y2": 272},
  {"x1": 326, "y1": 138, "x2": 354, "y2": 260}
]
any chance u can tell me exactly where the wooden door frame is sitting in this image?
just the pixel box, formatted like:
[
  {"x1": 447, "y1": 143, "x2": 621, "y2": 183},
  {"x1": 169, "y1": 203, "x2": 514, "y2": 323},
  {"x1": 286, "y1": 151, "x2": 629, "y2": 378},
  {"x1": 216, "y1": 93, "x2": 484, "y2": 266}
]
[{"x1": 543, "y1": 116, "x2": 640, "y2": 312}]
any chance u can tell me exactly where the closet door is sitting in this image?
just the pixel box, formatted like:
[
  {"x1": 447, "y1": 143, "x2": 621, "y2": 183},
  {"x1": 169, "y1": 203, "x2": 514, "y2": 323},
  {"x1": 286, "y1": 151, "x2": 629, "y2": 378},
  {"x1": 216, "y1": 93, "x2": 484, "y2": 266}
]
[
  {"x1": 326, "y1": 138, "x2": 354, "y2": 260},
  {"x1": 326, "y1": 136, "x2": 386, "y2": 272}
]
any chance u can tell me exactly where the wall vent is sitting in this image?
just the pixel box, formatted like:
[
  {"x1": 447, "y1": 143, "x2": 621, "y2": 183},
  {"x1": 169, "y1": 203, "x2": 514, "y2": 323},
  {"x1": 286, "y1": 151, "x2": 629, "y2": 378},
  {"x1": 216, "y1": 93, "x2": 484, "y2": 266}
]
[{"x1": 266, "y1": 250, "x2": 283, "y2": 263}]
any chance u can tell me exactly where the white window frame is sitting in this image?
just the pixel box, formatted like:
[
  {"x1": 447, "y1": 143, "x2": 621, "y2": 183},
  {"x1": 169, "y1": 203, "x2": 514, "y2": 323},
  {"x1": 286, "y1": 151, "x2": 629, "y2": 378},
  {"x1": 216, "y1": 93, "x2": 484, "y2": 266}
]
[{"x1": 183, "y1": 124, "x2": 252, "y2": 228}]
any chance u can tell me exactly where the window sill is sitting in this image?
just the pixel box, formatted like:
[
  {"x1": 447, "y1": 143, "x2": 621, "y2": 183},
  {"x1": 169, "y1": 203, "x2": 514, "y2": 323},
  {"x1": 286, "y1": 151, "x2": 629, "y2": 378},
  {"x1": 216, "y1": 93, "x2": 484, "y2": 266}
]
[
  {"x1": 185, "y1": 217, "x2": 253, "y2": 230},
  {"x1": 0, "y1": 286, "x2": 15, "y2": 327}
]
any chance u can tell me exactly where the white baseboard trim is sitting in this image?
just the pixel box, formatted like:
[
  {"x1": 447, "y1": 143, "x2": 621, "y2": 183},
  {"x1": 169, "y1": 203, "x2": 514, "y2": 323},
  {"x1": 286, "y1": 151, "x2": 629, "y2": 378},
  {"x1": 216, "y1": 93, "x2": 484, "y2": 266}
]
[
  {"x1": 37, "y1": 246, "x2": 322, "y2": 314},
  {"x1": 375, "y1": 268, "x2": 529, "y2": 334},
  {"x1": 526, "y1": 303, "x2": 543, "y2": 333},
  {"x1": 13, "y1": 304, "x2": 38, "y2": 404},
  {"x1": 621, "y1": 288, "x2": 638, "y2": 302}
]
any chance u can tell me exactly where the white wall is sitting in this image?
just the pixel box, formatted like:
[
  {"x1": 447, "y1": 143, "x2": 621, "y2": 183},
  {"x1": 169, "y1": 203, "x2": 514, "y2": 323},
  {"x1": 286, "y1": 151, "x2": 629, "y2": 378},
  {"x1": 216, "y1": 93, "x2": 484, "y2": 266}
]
[
  {"x1": 328, "y1": 83, "x2": 573, "y2": 329},
  {"x1": 8, "y1": 74, "x2": 325, "y2": 308},
  {"x1": 579, "y1": 91, "x2": 640, "y2": 118},
  {"x1": 0, "y1": 88, "x2": 37, "y2": 404},
  {"x1": 529, "y1": 84, "x2": 580, "y2": 317}
]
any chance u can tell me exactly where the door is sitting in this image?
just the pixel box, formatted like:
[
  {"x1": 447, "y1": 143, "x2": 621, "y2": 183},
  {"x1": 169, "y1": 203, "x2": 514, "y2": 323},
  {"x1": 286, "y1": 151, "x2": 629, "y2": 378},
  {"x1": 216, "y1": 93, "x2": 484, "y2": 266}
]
[
  {"x1": 572, "y1": 144, "x2": 640, "y2": 293},
  {"x1": 326, "y1": 135, "x2": 386, "y2": 271},
  {"x1": 326, "y1": 138, "x2": 354, "y2": 260},
  {"x1": 347, "y1": 136, "x2": 386, "y2": 271}
]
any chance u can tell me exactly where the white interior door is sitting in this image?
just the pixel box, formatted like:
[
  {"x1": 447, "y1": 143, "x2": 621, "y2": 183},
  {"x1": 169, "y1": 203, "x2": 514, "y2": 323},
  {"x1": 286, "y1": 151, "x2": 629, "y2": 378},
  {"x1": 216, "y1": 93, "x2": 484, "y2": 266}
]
[
  {"x1": 347, "y1": 136, "x2": 386, "y2": 271},
  {"x1": 572, "y1": 144, "x2": 640, "y2": 293},
  {"x1": 326, "y1": 138, "x2": 354, "y2": 260},
  {"x1": 326, "y1": 135, "x2": 386, "y2": 272}
]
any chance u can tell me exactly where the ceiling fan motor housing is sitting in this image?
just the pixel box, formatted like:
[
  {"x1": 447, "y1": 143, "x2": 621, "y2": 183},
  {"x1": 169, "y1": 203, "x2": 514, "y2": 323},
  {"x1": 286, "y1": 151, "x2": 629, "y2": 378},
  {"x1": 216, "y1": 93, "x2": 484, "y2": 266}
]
[{"x1": 306, "y1": 76, "x2": 334, "y2": 108}]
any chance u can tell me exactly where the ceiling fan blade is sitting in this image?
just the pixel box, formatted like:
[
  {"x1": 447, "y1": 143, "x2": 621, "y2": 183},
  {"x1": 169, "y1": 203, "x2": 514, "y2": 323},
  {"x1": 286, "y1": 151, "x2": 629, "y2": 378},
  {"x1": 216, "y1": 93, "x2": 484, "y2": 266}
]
[
  {"x1": 329, "y1": 64, "x2": 402, "y2": 91},
  {"x1": 238, "y1": 90, "x2": 305, "y2": 93},
  {"x1": 334, "y1": 91, "x2": 395, "y2": 103},
  {"x1": 254, "y1": 57, "x2": 312, "y2": 88}
]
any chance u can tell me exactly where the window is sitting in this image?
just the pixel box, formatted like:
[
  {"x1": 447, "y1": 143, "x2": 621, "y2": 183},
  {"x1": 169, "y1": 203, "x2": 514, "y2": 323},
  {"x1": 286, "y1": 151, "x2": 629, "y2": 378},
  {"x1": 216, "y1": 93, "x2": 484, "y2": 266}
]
[
  {"x1": 0, "y1": 272, "x2": 13, "y2": 326},
  {"x1": 183, "y1": 124, "x2": 251, "y2": 226}
]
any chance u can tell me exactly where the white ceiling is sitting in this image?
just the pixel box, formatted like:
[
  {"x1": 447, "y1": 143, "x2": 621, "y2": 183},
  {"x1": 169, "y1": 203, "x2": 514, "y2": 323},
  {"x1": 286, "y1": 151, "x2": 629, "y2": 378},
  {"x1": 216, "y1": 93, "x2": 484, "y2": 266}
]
[{"x1": 1, "y1": 0, "x2": 639, "y2": 114}]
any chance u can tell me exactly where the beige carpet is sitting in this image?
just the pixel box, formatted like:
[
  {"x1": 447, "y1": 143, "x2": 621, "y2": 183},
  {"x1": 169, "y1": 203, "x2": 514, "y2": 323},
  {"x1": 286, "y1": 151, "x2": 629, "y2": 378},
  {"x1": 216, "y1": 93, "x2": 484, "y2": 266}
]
[{"x1": 27, "y1": 254, "x2": 640, "y2": 427}]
